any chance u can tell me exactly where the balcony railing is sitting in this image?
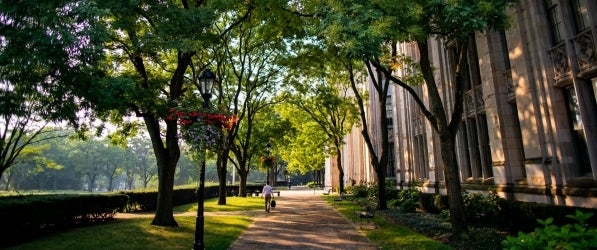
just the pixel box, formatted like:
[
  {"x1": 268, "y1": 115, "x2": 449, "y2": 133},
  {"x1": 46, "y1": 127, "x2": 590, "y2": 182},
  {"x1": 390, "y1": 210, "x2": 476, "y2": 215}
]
[{"x1": 572, "y1": 29, "x2": 597, "y2": 78}]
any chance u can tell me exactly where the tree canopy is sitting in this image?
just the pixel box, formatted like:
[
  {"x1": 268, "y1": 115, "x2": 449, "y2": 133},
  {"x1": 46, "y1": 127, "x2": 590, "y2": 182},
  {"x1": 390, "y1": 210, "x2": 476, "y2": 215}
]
[
  {"x1": 2, "y1": 0, "x2": 516, "y2": 239},
  {"x1": 311, "y1": 0, "x2": 515, "y2": 238}
]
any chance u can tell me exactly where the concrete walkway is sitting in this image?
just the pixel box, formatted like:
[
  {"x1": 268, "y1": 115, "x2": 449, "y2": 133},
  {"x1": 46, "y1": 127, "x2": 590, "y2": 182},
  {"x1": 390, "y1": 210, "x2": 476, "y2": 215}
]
[{"x1": 228, "y1": 190, "x2": 379, "y2": 250}]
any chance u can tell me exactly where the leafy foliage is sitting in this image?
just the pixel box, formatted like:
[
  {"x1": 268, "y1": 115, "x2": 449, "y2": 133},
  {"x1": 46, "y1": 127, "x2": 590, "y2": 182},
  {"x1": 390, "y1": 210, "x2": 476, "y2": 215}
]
[
  {"x1": 389, "y1": 181, "x2": 422, "y2": 213},
  {"x1": 346, "y1": 183, "x2": 369, "y2": 198},
  {"x1": 0, "y1": 0, "x2": 110, "y2": 179},
  {"x1": 502, "y1": 210, "x2": 597, "y2": 250},
  {"x1": 462, "y1": 190, "x2": 502, "y2": 221},
  {"x1": 312, "y1": 0, "x2": 516, "y2": 233},
  {"x1": 276, "y1": 103, "x2": 327, "y2": 174}
]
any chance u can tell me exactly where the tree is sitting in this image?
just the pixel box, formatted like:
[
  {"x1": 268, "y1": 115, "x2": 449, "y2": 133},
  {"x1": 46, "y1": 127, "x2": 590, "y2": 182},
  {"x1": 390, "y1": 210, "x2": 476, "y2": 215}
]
[
  {"x1": 4, "y1": 141, "x2": 63, "y2": 191},
  {"x1": 212, "y1": 3, "x2": 299, "y2": 199},
  {"x1": 276, "y1": 105, "x2": 326, "y2": 175},
  {"x1": 234, "y1": 106, "x2": 290, "y2": 193},
  {"x1": 40, "y1": 131, "x2": 83, "y2": 190},
  {"x1": 281, "y1": 63, "x2": 360, "y2": 193},
  {"x1": 101, "y1": 145, "x2": 125, "y2": 191},
  {"x1": 313, "y1": 0, "x2": 514, "y2": 238},
  {"x1": 126, "y1": 136, "x2": 157, "y2": 189},
  {"x1": 175, "y1": 151, "x2": 199, "y2": 186},
  {"x1": 68, "y1": 139, "x2": 106, "y2": 192},
  {"x1": 0, "y1": 1, "x2": 106, "y2": 180},
  {"x1": 0, "y1": 129, "x2": 55, "y2": 190},
  {"x1": 90, "y1": 0, "x2": 257, "y2": 226}
]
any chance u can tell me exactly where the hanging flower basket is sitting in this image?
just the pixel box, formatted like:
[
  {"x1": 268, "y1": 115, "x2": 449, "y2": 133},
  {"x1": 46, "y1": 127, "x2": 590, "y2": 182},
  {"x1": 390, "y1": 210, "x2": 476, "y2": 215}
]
[
  {"x1": 260, "y1": 156, "x2": 276, "y2": 167},
  {"x1": 167, "y1": 107, "x2": 238, "y2": 154},
  {"x1": 260, "y1": 156, "x2": 276, "y2": 162}
]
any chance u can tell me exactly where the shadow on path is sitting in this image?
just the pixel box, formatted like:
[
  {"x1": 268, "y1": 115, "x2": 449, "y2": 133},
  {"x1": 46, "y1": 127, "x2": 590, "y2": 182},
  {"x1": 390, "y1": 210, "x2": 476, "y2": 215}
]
[{"x1": 228, "y1": 191, "x2": 378, "y2": 250}]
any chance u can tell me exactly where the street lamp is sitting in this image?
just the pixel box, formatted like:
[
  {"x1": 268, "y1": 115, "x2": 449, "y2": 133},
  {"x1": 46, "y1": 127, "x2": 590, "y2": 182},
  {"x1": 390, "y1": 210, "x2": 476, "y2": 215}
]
[{"x1": 194, "y1": 68, "x2": 216, "y2": 250}]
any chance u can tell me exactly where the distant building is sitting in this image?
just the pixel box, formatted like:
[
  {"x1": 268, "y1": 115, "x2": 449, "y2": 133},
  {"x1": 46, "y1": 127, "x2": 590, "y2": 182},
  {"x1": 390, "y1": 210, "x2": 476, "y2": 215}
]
[{"x1": 333, "y1": 1, "x2": 597, "y2": 208}]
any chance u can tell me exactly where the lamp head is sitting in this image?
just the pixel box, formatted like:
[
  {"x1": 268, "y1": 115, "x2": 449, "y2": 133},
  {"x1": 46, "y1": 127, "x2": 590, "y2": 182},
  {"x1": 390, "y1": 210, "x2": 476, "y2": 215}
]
[{"x1": 197, "y1": 68, "x2": 216, "y2": 96}]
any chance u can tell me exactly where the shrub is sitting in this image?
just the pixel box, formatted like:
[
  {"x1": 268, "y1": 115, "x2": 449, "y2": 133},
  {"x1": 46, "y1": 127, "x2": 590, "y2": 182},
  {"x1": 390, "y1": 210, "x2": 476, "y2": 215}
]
[
  {"x1": 367, "y1": 183, "x2": 378, "y2": 201},
  {"x1": 385, "y1": 178, "x2": 399, "y2": 200},
  {"x1": 389, "y1": 198, "x2": 400, "y2": 207},
  {"x1": 119, "y1": 185, "x2": 222, "y2": 212},
  {"x1": 418, "y1": 193, "x2": 442, "y2": 213},
  {"x1": 0, "y1": 194, "x2": 128, "y2": 247},
  {"x1": 394, "y1": 183, "x2": 422, "y2": 213},
  {"x1": 350, "y1": 184, "x2": 369, "y2": 198},
  {"x1": 439, "y1": 209, "x2": 451, "y2": 221},
  {"x1": 462, "y1": 190, "x2": 502, "y2": 222},
  {"x1": 433, "y1": 194, "x2": 448, "y2": 210},
  {"x1": 502, "y1": 210, "x2": 597, "y2": 249},
  {"x1": 495, "y1": 199, "x2": 597, "y2": 233},
  {"x1": 399, "y1": 198, "x2": 419, "y2": 213}
]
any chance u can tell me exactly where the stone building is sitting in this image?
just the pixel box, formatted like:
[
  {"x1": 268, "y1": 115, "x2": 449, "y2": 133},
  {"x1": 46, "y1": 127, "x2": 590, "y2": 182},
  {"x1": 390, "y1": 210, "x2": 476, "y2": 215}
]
[{"x1": 331, "y1": 1, "x2": 597, "y2": 208}]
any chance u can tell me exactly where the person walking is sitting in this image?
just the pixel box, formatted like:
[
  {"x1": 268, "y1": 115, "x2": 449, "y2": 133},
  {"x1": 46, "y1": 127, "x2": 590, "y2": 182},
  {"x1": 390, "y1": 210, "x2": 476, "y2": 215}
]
[{"x1": 262, "y1": 181, "x2": 273, "y2": 212}]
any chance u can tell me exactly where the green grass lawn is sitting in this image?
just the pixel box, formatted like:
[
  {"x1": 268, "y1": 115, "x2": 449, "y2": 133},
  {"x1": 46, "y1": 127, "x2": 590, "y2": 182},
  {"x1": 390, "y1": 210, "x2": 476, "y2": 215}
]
[
  {"x1": 322, "y1": 195, "x2": 453, "y2": 250},
  {"x1": 5, "y1": 196, "x2": 263, "y2": 250},
  {"x1": 176, "y1": 196, "x2": 265, "y2": 213},
  {"x1": 2, "y1": 194, "x2": 451, "y2": 250}
]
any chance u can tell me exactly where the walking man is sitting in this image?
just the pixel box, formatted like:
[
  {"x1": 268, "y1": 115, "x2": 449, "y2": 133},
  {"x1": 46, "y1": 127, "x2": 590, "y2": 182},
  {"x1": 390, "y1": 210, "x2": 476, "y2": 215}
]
[{"x1": 262, "y1": 181, "x2": 273, "y2": 212}]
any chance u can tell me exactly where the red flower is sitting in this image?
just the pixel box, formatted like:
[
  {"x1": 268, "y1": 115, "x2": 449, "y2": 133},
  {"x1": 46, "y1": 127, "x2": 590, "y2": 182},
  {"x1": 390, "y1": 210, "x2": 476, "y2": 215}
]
[{"x1": 168, "y1": 108, "x2": 238, "y2": 130}]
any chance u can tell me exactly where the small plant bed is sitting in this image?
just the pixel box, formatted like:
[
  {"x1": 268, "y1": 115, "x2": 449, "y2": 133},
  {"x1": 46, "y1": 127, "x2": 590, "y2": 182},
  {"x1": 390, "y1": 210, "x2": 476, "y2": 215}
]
[
  {"x1": 380, "y1": 209, "x2": 510, "y2": 250},
  {"x1": 342, "y1": 182, "x2": 597, "y2": 250}
]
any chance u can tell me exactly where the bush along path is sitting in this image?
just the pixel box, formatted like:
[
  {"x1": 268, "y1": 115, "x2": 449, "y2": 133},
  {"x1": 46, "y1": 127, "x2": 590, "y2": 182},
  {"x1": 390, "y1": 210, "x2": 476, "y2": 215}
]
[{"x1": 336, "y1": 183, "x2": 597, "y2": 250}]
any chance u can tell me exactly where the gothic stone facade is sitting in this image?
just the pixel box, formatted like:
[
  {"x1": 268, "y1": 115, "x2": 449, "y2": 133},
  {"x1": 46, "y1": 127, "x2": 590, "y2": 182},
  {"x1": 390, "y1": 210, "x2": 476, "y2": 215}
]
[{"x1": 335, "y1": 1, "x2": 597, "y2": 208}]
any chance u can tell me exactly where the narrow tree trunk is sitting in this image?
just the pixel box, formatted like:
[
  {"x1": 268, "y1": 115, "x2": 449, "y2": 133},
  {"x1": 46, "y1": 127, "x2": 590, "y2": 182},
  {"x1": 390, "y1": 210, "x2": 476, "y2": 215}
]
[
  {"x1": 87, "y1": 175, "x2": 95, "y2": 192},
  {"x1": 440, "y1": 132, "x2": 468, "y2": 239},
  {"x1": 335, "y1": 149, "x2": 345, "y2": 193},
  {"x1": 377, "y1": 173, "x2": 387, "y2": 209},
  {"x1": 239, "y1": 173, "x2": 248, "y2": 197},
  {"x1": 217, "y1": 154, "x2": 227, "y2": 205},
  {"x1": 148, "y1": 118, "x2": 179, "y2": 227},
  {"x1": 234, "y1": 165, "x2": 247, "y2": 197},
  {"x1": 152, "y1": 159, "x2": 178, "y2": 226},
  {"x1": 4, "y1": 171, "x2": 12, "y2": 191}
]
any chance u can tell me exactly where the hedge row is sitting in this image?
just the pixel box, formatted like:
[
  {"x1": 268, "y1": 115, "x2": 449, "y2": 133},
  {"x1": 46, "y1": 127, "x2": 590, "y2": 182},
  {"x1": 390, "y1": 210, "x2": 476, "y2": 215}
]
[
  {"x1": 118, "y1": 187, "x2": 198, "y2": 212},
  {"x1": 0, "y1": 194, "x2": 128, "y2": 246},
  {"x1": 0, "y1": 184, "x2": 267, "y2": 247},
  {"x1": 118, "y1": 184, "x2": 260, "y2": 212}
]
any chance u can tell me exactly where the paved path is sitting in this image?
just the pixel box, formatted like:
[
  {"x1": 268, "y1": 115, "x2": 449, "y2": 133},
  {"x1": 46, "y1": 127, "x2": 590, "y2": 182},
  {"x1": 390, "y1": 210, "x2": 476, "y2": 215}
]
[{"x1": 228, "y1": 190, "x2": 378, "y2": 250}]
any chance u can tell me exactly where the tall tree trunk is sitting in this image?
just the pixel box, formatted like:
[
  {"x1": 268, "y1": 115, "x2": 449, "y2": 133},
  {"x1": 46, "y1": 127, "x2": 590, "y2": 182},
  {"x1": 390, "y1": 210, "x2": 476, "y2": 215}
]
[
  {"x1": 152, "y1": 159, "x2": 177, "y2": 226},
  {"x1": 440, "y1": 132, "x2": 468, "y2": 238},
  {"x1": 4, "y1": 171, "x2": 12, "y2": 191},
  {"x1": 335, "y1": 148, "x2": 345, "y2": 193},
  {"x1": 239, "y1": 172, "x2": 248, "y2": 196},
  {"x1": 415, "y1": 39, "x2": 468, "y2": 238},
  {"x1": 87, "y1": 174, "x2": 95, "y2": 192},
  {"x1": 217, "y1": 152, "x2": 228, "y2": 205},
  {"x1": 377, "y1": 172, "x2": 387, "y2": 209},
  {"x1": 370, "y1": 160, "x2": 388, "y2": 209},
  {"x1": 148, "y1": 117, "x2": 179, "y2": 227},
  {"x1": 108, "y1": 177, "x2": 113, "y2": 192}
]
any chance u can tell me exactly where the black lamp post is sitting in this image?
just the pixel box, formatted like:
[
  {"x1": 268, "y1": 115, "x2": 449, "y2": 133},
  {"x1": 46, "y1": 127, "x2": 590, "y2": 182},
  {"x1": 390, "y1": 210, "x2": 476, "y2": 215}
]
[{"x1": 194, "y1": 68, "x2": 215, "y2": 250}]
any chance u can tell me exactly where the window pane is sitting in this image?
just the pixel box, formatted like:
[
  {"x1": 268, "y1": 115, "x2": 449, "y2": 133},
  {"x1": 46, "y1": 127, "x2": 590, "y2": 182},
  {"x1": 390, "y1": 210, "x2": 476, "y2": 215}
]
[
  {"x1": 571, "y1": 0, "x2": 590, "y2": 32},
  {"x1": 566, "y1": 87, "x2": 583, "y2": 130},
  {"x1": 544, "y1": 0, "x2": 564, "y2": 43}
]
